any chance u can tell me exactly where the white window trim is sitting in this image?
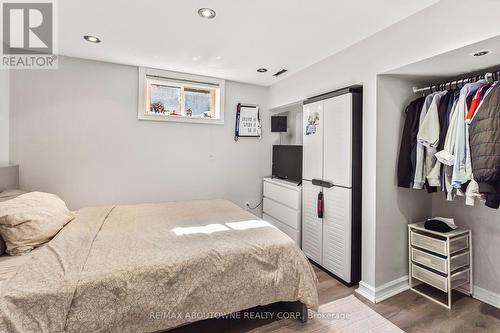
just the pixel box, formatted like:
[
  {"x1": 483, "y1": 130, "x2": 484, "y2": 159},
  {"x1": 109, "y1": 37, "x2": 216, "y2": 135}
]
[{"x1": 138, "y1": 67, "x2": 225, "y2": 125}]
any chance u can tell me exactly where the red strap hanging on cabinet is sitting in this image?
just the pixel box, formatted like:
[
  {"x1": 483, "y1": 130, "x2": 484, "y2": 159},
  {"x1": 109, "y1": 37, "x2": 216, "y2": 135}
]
[{"x1": 317, "y1": 191, "x2": 324, "y2": 218}]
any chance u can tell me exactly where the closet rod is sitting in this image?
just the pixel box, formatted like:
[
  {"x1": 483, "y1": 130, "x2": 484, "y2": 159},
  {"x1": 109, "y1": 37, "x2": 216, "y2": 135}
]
[{"x1": 412, "y1": 69, "x2": 500, "y2": 94}]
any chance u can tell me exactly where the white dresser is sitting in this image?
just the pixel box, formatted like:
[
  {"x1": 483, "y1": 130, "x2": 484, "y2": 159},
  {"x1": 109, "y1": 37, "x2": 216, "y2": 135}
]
[
  {"x1": 408, "y1": 222, "x2": 472, "y2": 309},
  {"x1": 262, "y1": 177, "x2": 302, "y2": 246}
]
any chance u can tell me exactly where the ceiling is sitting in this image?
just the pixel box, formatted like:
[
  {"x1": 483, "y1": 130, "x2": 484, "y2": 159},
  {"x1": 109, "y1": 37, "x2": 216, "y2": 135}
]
[
  {"x1": 385, "y1": 35, "x2": 500, "y2": 84},
  {"x1": 58, "y1": 0, "x2": 439, "y2": 86}
]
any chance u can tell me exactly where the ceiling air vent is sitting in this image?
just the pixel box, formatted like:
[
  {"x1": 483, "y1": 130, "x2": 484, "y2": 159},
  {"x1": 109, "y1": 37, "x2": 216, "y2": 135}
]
[{"x1": 273, "y1": 69, "x2": 288, "y2": 77}]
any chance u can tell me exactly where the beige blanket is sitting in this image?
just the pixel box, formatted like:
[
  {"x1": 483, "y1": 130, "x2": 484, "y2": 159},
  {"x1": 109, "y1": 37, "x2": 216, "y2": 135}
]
[{"x1": 0, "y1": 200, "x2": 318, "y2": 332}]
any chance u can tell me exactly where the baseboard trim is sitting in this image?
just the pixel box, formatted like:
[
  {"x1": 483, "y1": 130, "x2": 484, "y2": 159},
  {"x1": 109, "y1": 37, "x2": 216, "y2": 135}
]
[
  {"x1": 375, "y1": 275, "x2": 410, "y2": 303},
  {"x1": 357, "y1": 277, "x2": 500, "y2": 309},
  {"x1": 355, "y1": 281, "x2": 376, "y2": 303},
  {"x1": 473, "y1": 285, "x2": 500, "y2": 309},
  {"x1": 355, "y1": 276, "x2": 409, "y2": 304}
]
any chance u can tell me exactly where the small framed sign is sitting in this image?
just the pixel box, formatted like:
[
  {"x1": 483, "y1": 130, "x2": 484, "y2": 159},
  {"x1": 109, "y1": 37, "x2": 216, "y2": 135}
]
[{"x1": 234, "y1": 103, "x2": 261, "y2": 141}]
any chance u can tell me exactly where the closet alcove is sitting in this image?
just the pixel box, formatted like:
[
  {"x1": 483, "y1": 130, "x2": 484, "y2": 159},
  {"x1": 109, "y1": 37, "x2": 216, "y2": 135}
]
[
  {"x1": 378, "y1": 34, "x2": 500, "y2": 306},
  {"x1": 269, "y1": 103, "x2": 303, "y2": 146}
]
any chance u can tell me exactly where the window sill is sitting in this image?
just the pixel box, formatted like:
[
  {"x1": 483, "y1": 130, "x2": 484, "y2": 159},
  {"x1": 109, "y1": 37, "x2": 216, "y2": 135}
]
[{"x1": 138, "y1": 113, "x2": 224, "y2": 125}]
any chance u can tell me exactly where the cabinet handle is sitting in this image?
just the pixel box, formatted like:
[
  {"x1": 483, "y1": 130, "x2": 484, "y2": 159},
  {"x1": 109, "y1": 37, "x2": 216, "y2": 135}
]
[
  {"x1": 317, "y1": 191, "x2": 324, "y2": 219},
  {"x1": 312, "y1": 179, "x2": 334, "y2": 188}
]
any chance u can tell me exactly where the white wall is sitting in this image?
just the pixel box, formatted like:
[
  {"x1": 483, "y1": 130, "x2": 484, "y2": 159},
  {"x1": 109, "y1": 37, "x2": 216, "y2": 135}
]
[
  {"x1": 10, "y1": 56, "x2": 271, "y2": 212},
  {"x1": 375, "y1": 76, "x2": 432, "y2": 286},
  {"x1": 432, "y1": 194, "x2": 500, "y2": 297},
  {"x1": 0, "y1": 69, "x2": 9, "y2": 164},
  {"x1": 268, "y1": 0, "x2": 500, "y2": 289}
]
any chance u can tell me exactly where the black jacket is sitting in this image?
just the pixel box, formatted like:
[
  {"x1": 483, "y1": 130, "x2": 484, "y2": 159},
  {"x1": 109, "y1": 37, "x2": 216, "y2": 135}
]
[
  {"x1": 469, "y1": 84, "x2": 500, "y2": 208},
  {"x1": 398, "y1": 97, "x2": 425, "y2": 188}
]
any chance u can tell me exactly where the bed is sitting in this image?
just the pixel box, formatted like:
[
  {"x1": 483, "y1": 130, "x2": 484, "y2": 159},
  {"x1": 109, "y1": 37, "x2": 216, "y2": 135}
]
[{"x1": 0, "y1": 179, "x2": 318, "y2": 333}]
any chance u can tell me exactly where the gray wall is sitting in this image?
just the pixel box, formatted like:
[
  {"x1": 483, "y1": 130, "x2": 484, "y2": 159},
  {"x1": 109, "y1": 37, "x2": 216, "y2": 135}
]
[
  {"x1": 375, "y1": 76, "x2": 432, "y2": 285},
  {"x1": 10, "y1": 56, "x2": 271, "y2": 211},
  {"x1": 432, "y1": 195, "x2": 500, "y2": 295},
  {"x1": 0, "y1": 69, "x2": 8, "y2": 164}
]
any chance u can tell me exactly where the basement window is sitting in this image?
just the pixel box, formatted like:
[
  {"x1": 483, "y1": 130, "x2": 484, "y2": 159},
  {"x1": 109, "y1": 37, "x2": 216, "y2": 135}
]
[{"x1": 138, "y1": 67, "x2": 225, "y2": 124}]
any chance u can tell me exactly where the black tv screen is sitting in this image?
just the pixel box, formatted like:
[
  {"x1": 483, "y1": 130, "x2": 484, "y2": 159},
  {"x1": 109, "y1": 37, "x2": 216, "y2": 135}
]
[
  {"x1": 271, "y1": 116, "x2": 287, "y2": 132},
  {"x1": 272, "y1": 145, "x2": 303, "y2": 182}
]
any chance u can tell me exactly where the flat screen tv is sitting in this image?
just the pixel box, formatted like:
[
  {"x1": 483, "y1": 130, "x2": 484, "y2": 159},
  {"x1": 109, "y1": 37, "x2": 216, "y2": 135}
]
[
  {"x1": 272, "y1": 145, "x2": 303, "y2": 183},
  {"x1": 271, "y1": 116, "x2": 287, "y2": 132}
]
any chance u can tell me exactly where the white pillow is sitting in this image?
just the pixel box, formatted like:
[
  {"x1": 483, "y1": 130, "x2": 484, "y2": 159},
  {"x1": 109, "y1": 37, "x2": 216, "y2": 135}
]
[
  {"x1": 0, "y1": 192, "x2": 74, "y2": 255},
  {"x1": 0, "y1": 190, "x2": 26, "y2": 255}
]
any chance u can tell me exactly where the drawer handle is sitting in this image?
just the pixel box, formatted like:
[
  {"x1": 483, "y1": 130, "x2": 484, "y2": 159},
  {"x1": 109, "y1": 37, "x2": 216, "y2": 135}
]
[{"x1": 317, "y1": 191, "x2": 324, "y2": 218}]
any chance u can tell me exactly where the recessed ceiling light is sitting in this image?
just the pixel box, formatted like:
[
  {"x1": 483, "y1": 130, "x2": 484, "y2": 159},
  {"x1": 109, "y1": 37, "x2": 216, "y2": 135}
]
[
  {"x1": 473, "y1": 50, "x2": 489, "y2": 57},
  {"x1": 84, "y1": 35, "x2": 101, "y2": 43},
  {"x1": 198, "y1": 8, "x2": 216, "y2": 19},
  {"x1": 257, "y1": 68, "x2": 267, "y2": 73}
]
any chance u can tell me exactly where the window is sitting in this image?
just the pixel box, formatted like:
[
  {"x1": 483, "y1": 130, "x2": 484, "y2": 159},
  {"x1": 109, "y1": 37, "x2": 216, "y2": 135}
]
[{"x1": 138, "y1": 67, "x2": 224, "y2": 124}]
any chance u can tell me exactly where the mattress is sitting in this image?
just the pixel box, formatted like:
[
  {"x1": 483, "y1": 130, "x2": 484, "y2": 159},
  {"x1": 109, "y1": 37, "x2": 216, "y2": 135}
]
[{"x1": 0, "y1": 199, "x2": 318, "y2": 332}]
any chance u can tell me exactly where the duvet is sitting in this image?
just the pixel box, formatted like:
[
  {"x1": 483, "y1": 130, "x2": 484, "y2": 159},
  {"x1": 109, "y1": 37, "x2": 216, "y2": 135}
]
[{"x1": 0, "y1": 200, "x2": 318, "y2": 332}]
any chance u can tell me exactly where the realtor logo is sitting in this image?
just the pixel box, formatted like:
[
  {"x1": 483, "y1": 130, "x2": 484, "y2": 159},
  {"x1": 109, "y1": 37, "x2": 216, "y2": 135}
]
[{"x1": 1, "y1": 0, "x2": 57, "y2": 69}]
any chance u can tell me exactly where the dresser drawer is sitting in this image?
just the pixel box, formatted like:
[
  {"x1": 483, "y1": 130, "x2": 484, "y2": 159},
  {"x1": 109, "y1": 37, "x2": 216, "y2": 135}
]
[
  {"x1": 263, "y1": 198, "x2": 300, "y2": 230},
  {"x1": 411, "y1": 249, "x2": 470, "y2": 274},
  {"x1": 411, "y1": 232, "x2": 447, "y2": 255},
  {"x1": 412, "y1": 264, "x2": 447, "y2": 292},
  {"x1": 263, "y1": 181, "x2": 300, "y2": 209},
  {"x1": 450, "y1": 268, "x2": 470, "y2": 290},
  {"x1": 449, "y1": 251, "x2": 470, "y2": 272},
  {"x1": 450, "y1": 235, "x2": 469, "y2": 254},
  {"x1": 412, "y1": 264, "x2": 470, "y2": 292},
  {"x1": 411, "y1": 248, "x2": 446, "y2": 273},
  {"x1": 263, "y1": 214, "x2": 300, "y2": 246}
]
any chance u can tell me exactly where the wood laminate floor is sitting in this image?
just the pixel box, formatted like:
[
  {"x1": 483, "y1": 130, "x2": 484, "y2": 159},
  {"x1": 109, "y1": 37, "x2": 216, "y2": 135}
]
[{"x1": 170, "y1": 264, "x2": 500, "y2": 333}]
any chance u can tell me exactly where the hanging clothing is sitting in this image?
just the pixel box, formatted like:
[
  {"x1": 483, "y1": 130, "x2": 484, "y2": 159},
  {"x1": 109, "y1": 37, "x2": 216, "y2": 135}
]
[
  {"x1": 469, "y1": 84, "x2": 500, "y2": 209},
  {"x1": 435, "y1": 98, "x2": 460, "y2": 200},
  {"x1": 413, "y1": 93, "x2": 438, "y2": 189},
  {"x1": 435, "y1": 98, "x2": 459, "y2": 166},
  {"x1": 470, "y1": 81, "x2": 498, "y2": 123},
  {"x1": 437, "y1": 91, "x2": 454, "y2": 151},
  {"x1": 418, "y1": 91, "x2": 448, "y2": 186},
  {"x1": 451, "y1": 80, "x2": 488, "y2": 189},
  {"x1": 397, "y1": 97, "x2": 425, "y2": 188},
  {"x1": 438, "y1": 91, "x2": 455, "y2": 192},
  {"x1": 418, "y1": 91, "x2": 448, "y2": 148},
  {"x1": 465, "y1": 83, "x2": 492, "y2": 125},
  {"x1": 465, "y1": 177, "x2": 483, "y2": 206},
  {"x1": 397, "y1": 74, "x2": 499, "y2": 209}
]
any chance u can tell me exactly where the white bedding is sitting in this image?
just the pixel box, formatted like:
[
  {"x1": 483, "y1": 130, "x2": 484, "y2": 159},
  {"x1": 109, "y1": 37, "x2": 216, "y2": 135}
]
[
  {"x1": 0, "y1": 199, "x2": 318, "y2": 332},
  {"x1": 0, "y1": 248, "x2": 40, "y2": 286}
]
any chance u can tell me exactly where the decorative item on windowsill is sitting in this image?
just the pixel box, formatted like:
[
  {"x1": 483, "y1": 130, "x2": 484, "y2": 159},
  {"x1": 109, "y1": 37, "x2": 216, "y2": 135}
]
[
  {"x1": 234, "y1": 103, "x2": 261, "y2": 141},
  {"x1": 150, "y1": 102, "x2": 166, "y2": 114},
  {"x1": 186, "y1": 108, "x2": 193, "y2": 117}
]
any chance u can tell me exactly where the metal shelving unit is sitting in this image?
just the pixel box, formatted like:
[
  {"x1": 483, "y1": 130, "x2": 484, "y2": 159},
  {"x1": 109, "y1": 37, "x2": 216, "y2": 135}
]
[{"x1": 408, "y1": 222, "x2": 473, "y2": 309}]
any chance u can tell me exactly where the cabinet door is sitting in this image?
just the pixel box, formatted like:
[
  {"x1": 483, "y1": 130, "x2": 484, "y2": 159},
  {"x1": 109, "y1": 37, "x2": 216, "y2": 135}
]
[
  {"x1": 303, "y1": 101, "x2": 323, "y2": 181},
  {"x1": 322, "y1": 186, "x2": 352, "y2": 282},
  {"x1": 323, "y1": 94, "x2": 352, "y2": 187},
  {"x1": 301, "y1": 181, "x2": 322, "y2": 263}
]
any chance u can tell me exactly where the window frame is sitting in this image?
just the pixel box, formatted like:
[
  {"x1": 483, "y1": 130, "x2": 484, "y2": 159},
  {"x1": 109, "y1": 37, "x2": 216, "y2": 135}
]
[{"x1": 138, "y1": 67, "x2": 225, "y2": 125}]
